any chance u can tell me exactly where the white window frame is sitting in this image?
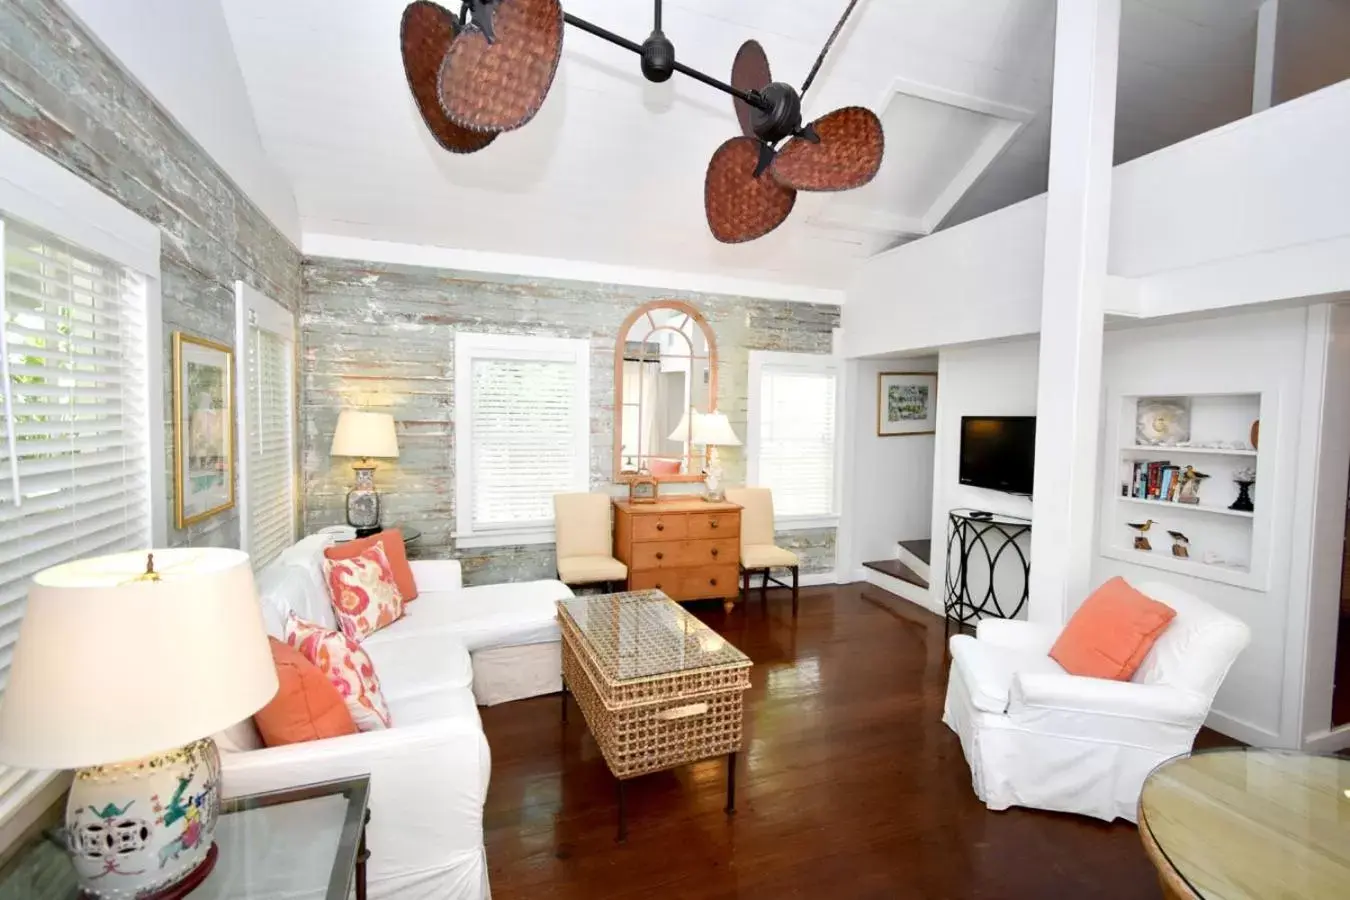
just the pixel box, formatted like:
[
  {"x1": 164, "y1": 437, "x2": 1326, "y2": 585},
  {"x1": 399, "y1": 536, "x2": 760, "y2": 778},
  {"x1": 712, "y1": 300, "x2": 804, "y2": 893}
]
[
  {"x1": 746, "y1": 350, "x2": 845, "y2": 531},
  {"x1": 0, "y1": 131, "x2": 164, "y2": 842},
  {"x1": 453, "y1": 332, "x2": 590, "y2": 548},
  {"x1": 234, "y1": 280, "x2": 297, "y2": 567}
]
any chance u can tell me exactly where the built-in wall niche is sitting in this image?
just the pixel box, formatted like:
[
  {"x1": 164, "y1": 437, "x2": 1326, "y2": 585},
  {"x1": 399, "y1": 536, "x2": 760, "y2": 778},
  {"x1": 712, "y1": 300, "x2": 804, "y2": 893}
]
[{"x1": 1100, "y1": 391, "x2": 1270, "y2": 589}]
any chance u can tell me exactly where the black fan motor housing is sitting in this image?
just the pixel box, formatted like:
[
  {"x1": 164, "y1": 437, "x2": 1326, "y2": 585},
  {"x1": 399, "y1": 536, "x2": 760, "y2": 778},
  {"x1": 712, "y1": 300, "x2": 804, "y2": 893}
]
[
  {"x1": 641, "y1": 30, "x2": 676, "y2": 82},
  {"x1": 751, "y1": 82, "x2": 803, "y2": 145}
]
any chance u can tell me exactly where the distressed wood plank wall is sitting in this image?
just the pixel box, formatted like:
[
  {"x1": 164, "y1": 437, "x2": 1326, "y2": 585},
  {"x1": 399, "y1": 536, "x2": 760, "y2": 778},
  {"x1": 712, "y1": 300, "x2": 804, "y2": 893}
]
[
  {"x1": 302, "y1": 258, "x2": 840, "y2": 584},
  {"x1": 0, "y1": 0, "x2": 302, "y2": 549}
]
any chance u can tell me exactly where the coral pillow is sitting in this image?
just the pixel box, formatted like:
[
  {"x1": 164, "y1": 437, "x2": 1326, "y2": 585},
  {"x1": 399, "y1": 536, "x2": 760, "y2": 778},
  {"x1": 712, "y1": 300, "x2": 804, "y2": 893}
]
[
  {"x1": 1050, "y1": 577, "x2": 1178, "y2": 681},
  {"x1": 648, "y1": 459, "x2": 681, "y2": 476},
  {"x1": 323, "y1": 542, "x2": 405, "y2": 641},
  {"x1": 285, "y1": 613, "x2": 392, "y2": 731},
  {"x1": 324, "y1": 530, "x2": 418, "y2": 601},
  {"x1": 254, "y1": 638, "x2": 358, "y2": 747}
]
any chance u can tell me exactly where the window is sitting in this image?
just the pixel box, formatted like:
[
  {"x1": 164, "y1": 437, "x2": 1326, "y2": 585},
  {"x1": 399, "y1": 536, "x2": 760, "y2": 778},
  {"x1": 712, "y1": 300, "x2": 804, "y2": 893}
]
[
  {"x1": 453, "y1": 333, "x2": 589, "y2": 547},
  {"x1": 0, "y1": 216, "x2": 154, "y2": 818},
  {"x1": 235, "y1": 282, "x2": 295, "y2": 568},
  {"x1": 747, "y1": 351, "x2": 841, "y2": 524}
]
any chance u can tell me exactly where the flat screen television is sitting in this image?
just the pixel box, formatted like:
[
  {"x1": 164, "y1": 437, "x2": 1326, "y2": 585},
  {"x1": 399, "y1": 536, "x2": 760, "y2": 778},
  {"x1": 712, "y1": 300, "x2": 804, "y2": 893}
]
[{"x1": 959, "y1": 416, "x2": 1036, "y2": 495}]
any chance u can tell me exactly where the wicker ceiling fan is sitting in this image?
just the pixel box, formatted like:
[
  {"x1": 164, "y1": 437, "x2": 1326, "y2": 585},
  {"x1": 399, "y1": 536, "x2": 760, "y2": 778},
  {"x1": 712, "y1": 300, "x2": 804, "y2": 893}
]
[{"x1": 400, "y1": 0, "x2": 884, "y2": 244}]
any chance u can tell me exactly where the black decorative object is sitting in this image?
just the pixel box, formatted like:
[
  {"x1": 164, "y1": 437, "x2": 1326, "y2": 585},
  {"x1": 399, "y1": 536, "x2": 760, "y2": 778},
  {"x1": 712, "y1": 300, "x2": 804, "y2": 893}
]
[
  {"x1": 944, "y1": 508, "x2": 1032, "y2": 631},
  {"x1": 1230, "y1": 480, "x2": 1255, "y2": 513},
  {"x1": 639, "y1": 1, "x2": 675, "y2": 83}
]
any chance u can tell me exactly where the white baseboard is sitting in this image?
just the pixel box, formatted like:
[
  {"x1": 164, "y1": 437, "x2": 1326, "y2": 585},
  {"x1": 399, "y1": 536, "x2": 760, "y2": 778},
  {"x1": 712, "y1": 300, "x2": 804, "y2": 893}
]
[
  {"x1": 1301, "y1": 725, "x2": 1350, "y2": 753},
  {"x1": 1204, "y1": 710, "x2": 1285, "y2": 748},
  {"x1": 800, "y1": 572, "x2": 838, "y2": 587}
]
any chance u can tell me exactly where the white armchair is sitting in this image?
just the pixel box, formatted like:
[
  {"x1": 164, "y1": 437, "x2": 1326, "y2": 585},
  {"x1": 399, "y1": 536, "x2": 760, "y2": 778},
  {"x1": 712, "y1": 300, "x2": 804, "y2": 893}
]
[{"x1": 943, "y1": 580, "x2": 1250, "y2": 822}]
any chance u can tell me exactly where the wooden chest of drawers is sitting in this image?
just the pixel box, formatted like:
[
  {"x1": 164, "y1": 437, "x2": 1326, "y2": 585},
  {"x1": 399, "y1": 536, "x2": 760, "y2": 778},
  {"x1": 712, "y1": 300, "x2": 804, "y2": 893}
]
[{"x1": 613, "y1": 499, "x2": 742, "y2": 611}]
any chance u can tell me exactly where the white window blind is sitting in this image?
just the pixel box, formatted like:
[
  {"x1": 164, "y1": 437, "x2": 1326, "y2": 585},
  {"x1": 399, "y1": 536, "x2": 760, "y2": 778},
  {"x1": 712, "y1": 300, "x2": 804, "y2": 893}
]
[
  {"x1": 242, "y1": 312, "x2": 294, "y2": 567},
  {"x1": 0, "y1": 215, "x2": 151, "y2": 814},
  {"x1": 755, "y1": 364, "x2": 838, "y2": 518},
  {"x1": 454, "y1": 333, "x2": 589, "y2": 544}
]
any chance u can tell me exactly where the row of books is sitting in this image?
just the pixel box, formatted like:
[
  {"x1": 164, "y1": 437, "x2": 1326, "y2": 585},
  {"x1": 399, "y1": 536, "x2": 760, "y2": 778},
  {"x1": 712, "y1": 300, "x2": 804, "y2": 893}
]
[{"x1": 1130, "y1": 460, "x2": 1180, "y2": 501}]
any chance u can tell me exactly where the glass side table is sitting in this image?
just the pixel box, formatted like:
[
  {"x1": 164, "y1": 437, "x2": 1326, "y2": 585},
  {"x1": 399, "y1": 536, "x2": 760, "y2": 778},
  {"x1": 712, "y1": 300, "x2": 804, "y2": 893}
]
[
  {"x1": 0, "y1": 776, "x2": 370, "y2": 900},
  {"x1": 327, "y1": 526, "x2": 421, "y2": 546}
]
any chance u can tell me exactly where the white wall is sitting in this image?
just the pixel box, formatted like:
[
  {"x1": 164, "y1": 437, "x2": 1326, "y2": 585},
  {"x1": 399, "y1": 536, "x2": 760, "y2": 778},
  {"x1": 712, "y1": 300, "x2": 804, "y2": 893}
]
[
  {"x1": 925, "y1": 339, "x2": 1040, "y2": 614},
  {"x1": 844, "y1": 80, "x2": 1350, "y2": 357},
  {"x1": 1092, "y1": 306, "x2": 1324, "y2": 748},
  {"x1": 845, "y1": 357, "x2": 938, "y2": 572},
  {"x1": 63, "y1": 0, "x2": 300, "y2": 243}
]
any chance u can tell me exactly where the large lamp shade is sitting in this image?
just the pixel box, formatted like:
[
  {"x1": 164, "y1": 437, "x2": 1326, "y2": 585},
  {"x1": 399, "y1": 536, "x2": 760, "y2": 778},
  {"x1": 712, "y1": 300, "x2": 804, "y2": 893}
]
[
  {"x1": 692, "y1": 412, "x2": 742, "y2": 447},
  {"x1": 330, "y1": 410, "x2": 400, "y2": 460},
  {"x1": 0, "y1": 548, "x2": 278, "y2": 770}
]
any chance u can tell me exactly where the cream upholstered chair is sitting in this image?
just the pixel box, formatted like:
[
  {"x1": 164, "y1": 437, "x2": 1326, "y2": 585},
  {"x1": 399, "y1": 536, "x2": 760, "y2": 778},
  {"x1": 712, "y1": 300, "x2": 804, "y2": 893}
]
[
  {"x1": 553, "y1": 493, "x2": 627, "y2": 592},
  {"x1": 724, "y1": 487, "x2": 798, "y2": 615}
]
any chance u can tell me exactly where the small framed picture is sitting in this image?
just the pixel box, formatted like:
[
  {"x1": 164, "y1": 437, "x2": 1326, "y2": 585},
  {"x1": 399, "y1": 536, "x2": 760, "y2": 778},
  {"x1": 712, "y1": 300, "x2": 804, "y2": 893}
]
[
  {"x1": 628, "y1": 476, "x2": 659, "y2": 505},
  {"x1": 877, "y1": 372, "x2": 938, "y2": 436},
  {"x1": 173, "y1": 332, "x2": 235, "y2": 529}
]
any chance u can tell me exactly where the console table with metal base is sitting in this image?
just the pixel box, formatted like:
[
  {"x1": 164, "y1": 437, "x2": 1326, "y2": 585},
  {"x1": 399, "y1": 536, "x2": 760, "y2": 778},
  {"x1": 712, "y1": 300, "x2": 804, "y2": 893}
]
[{"x1": 944, "y1": 508, "x2": 1031, "y2": 631}]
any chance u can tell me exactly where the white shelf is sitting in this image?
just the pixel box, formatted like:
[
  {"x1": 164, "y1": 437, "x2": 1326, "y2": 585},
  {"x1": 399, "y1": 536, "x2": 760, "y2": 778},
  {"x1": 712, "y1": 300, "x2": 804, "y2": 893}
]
[
  {"x1": 1102, "y1": 545, "x2": 1258, "y2": 589},
  {"x1": 1118, "y1": 496, "x2": 1255, "y2": 519},
  {"x1": 1122, "y1": 444, "x2": 1256, "y2": 457}
]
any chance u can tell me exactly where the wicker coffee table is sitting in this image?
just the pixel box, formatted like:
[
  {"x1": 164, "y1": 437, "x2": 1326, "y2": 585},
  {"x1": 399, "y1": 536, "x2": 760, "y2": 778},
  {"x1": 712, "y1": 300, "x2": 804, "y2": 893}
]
[{"x1": 557, "y1": 590, "x2": 753, "y2": 841}]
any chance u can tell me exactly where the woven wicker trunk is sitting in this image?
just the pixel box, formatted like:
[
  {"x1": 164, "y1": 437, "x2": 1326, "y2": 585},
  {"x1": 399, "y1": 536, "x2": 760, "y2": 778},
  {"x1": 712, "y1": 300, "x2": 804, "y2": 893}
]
[{"x1": 559, "y1": 607, "x2": 751, "y2": 780}]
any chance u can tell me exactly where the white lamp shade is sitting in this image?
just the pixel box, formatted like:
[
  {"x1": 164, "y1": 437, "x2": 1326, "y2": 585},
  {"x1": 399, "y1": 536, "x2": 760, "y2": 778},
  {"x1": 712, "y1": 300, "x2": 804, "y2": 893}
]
[
  {"x1": 0, "y1": 548, "x2": 279, "y2": 769},
  {"x1": 330, "y1": 410, "x2": 400, "y2": 459},
  {"x1": 692, "y1": 412, "x2": 742, "y2": 447},
  {"x1": 668, "y1": 409, "x2": 693, "y2": 443}
]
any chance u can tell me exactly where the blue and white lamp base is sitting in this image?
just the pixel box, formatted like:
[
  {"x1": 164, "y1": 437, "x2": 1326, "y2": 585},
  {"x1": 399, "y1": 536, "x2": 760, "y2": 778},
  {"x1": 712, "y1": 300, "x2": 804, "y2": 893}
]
[{"x1": 66, "y1": 737, "x2": 221, "y2": 899}]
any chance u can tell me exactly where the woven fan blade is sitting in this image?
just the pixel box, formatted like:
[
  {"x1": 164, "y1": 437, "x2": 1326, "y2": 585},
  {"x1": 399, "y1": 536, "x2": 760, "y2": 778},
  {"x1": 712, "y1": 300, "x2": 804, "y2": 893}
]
[
  {"x1": 401, "y1": 2, "x2": 497, "y2": 153},
  {"x1": 439, "y1": 0, "x2": 564, "y2": 133},
  {"x1": 705, "y1": 136, "x2": 796, "y2": 244},
  {"x1": 731, "y1": 40, "x2": 772, "y2": 139},
  {"x1": 771, "y1": 106, "x2": 884, "y2": 192}
]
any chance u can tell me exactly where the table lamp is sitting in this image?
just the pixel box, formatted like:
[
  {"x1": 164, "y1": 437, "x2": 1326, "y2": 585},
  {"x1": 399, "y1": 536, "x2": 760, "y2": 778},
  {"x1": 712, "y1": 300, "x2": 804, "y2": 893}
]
[
  {"x1": 331, "y1": 409, "x2": 400, "y2": 537},
  {"x1": 691, "y1": 411, "x2": 741, "y2": 502},
  {"x1": 0, "y1": 548, "x2": 279, "y2": 900}
]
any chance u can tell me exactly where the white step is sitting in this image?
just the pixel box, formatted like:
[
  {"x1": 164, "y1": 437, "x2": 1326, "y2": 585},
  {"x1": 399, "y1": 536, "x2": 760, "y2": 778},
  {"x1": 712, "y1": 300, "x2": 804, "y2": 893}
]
[{"x1": 896, "y1": 543, "x2": 932, "y2": 583}]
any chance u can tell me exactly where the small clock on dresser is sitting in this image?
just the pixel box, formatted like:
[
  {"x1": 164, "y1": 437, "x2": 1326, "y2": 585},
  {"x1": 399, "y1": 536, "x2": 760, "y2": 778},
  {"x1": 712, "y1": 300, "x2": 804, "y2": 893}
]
[{"x1": 628, "y1": 475, "x2": 659, "y2": 505}]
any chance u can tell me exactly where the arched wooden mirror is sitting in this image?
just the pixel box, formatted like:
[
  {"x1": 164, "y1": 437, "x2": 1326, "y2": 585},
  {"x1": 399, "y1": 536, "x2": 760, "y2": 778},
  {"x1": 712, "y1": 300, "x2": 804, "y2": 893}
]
[{"x1": 614, "y1": 300, "x2": 717, "y2": 482}]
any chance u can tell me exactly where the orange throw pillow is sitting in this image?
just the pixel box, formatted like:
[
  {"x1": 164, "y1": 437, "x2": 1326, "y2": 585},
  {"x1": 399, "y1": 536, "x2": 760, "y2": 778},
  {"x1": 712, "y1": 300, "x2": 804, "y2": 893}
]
[
  {"x1": 1049, "y1": 577, "x2": 1177, "y2": 681},
  {"x1": 254, "y1": 638, "x2": 358, "y2": 747},
  {"x1": 325, "y1": 529, "x2": 417, "y2": 601}
]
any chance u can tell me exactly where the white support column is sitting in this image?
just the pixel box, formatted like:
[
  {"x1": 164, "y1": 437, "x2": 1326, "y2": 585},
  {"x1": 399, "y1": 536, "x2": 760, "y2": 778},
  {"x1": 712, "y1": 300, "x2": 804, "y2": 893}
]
[
  {"x1": 1253, "y1": 0, "x2": 1280, "y2": 113},
  {"x1": 1027, "y1": 0, "x2": 1121, "y2": 627}
]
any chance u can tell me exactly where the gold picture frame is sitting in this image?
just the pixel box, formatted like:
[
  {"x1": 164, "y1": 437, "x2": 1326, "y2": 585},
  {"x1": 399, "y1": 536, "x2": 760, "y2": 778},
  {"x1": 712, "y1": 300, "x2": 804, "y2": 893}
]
[
  {"x1": 877, "y1": 372, "x2": 938, "y2": 436},
  {"x1": 172, "y1": 332, "x2": 236, "y2": 529}
]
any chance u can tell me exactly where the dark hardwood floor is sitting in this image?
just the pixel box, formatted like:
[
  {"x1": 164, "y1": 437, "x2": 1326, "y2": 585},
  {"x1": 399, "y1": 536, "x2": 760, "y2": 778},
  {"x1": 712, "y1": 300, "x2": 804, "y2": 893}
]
[{"x1": 480, "y1": 584, "x2": 1218, "y2": 899}]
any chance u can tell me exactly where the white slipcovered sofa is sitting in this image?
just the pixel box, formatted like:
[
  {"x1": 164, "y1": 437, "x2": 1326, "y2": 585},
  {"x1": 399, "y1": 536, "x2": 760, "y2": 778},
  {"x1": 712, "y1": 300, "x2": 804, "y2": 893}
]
[
  {"x1": 943, "y1": 579, "x2": 1250, "y2": 823},
  {"x1": 217, "y1": 534, "x2": 572, "y2": 900}
]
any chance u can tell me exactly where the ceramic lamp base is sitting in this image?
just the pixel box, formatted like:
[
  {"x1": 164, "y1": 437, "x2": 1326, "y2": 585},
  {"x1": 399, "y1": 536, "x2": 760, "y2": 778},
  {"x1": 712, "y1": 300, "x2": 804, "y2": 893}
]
[
  {"x1": 66, "y1": 738, "x2": 221, "y2": 900},
  {"x1": 346, "y1": 464, "x2": 382, "y2": 532},
  {"x1": 704, "y1": 446, "x2": 726, "y2": 502}
]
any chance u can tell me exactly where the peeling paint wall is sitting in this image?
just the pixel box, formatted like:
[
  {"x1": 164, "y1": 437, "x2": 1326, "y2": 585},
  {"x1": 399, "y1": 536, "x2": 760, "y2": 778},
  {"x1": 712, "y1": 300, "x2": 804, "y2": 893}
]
[
  {"x1": 302, "y1": 258, "x2": 840, "y2": 585},
  {"x1": 0, "y1": 0, "x2": 302, "y2": 548}
]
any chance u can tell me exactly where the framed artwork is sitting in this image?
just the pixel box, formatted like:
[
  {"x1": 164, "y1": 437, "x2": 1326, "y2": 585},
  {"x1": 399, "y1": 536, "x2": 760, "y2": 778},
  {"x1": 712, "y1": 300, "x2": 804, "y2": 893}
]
[
  {"x1": 877, "y1": 372, "x2": 938, "y2": 436},
  {"x1": 173, "y1": 332, "x2": 235, "y2": 528}
]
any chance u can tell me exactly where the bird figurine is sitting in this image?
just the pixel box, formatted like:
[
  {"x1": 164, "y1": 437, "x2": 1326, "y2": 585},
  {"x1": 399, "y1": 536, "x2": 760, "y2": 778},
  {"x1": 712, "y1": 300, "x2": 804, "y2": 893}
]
[
  {"x1": 1168, "y1": 530, "x2": 1190, "y2": 559},
  {"x1": 1128, "y1": 519, "x2": 1156, "y2": 551}
]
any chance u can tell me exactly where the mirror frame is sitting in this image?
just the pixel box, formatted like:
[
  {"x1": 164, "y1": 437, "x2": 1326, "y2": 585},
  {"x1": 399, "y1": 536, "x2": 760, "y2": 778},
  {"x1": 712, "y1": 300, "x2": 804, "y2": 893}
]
[{"x1": 613, "y1": 299, "x2": 719, "y2": 483}]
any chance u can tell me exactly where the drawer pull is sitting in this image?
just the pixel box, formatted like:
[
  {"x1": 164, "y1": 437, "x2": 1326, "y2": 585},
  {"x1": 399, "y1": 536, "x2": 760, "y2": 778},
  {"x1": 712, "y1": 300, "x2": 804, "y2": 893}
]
[
  {"x1": 655, "y1": 583, "x2": 663, "y2": 590},
  {"x1": 656, "y1": 522, "x2": 665, "y2": 532},
  {"x1": 711, "y1": 520, "x2": 719, "y2": 529},
  {"x1": 655, "y1": 551, "x2": 664, "y2": 560},
  {"x1": 711, "y1": 548, "x2": 719, "y2": 558},
  {"x1": 656, "y1": 702, "x2": 709, "y2": 721},
  {"x1": 710, "y1": 578, "x2": 718, "y2": 586}
]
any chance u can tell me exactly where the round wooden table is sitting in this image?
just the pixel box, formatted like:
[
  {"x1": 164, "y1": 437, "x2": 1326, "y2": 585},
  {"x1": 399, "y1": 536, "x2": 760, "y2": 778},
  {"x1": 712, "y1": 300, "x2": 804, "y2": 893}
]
[{"x1": 1138, "y1": 748, "x2": 1350, "y2": 899}]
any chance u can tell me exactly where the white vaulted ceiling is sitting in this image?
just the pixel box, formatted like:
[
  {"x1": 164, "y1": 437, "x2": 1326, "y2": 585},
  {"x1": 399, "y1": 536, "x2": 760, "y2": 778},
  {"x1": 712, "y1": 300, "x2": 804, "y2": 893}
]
[{"x1": 219, "y1": 0, "x2": 1264, "y2": 293}]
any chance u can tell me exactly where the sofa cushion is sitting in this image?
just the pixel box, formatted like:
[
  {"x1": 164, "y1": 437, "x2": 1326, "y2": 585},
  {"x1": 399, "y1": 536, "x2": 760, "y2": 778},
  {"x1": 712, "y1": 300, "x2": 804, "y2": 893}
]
[
  {"x1": 286, "y1": 613, "x2": 393, "y2": 731},
  {"x1": 387, "y1": 686, "x2": 482, "y2": 730},
  {"x1": 557, "y1": 556, "x2": 626, "y2": 584},
  {"x1": 1050, "y1": 577, "x2": 1177, "y2": 681},
  {"x1": 950, "y1": 633, "x2": 1065, "y2": 714},
  {"x1": 324, "y1": 529, "x2": 418, "y2": 601},
  {"x1": 323, "y1": 542, "x2": 406, "y2": 641},
  {"x1": 363, "y1": 633, "x2": 474, "y2": 702},
  {"x1": 254, "y1": 638, "x2": 358, "y2": 747},
  {"x1": 364, "y1": 580, "x2": 571, "y2": 652},
  {"x1": 257, "y1": 545, "x2": 337, "y2": 636}
]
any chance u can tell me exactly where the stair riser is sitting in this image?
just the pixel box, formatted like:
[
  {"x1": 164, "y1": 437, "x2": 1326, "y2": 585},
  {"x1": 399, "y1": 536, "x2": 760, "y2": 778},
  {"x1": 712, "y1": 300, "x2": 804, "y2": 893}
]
[
  {"x1": 864, "y1": 568, "x2": 936, "y2": 613},
  {"x1": 896, "y1": 545, "x2": 932, "y2": 583}
]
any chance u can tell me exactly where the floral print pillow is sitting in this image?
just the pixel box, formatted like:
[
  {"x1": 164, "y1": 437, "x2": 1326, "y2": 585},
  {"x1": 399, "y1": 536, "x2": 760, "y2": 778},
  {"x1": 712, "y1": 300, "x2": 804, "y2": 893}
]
[
  {"x1": 284, "y1": 613, "x2": 392, "y2": 731},
  {"x1": 323, "y1": 542, "x2": 405, "y2": 641}
]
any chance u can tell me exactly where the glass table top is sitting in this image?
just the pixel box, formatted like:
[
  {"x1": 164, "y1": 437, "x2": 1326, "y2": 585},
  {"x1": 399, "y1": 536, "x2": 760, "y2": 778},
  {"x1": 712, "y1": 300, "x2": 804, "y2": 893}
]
[
  {"x1": 0, "y1": 777, "x2": 368, "y2": 900},
  {"x1": 1139, "y1": 748, "x2": 1350, "y2": 899},
  {"x1": 557, "y1": 590, "x2": 751, "y2": 683}
]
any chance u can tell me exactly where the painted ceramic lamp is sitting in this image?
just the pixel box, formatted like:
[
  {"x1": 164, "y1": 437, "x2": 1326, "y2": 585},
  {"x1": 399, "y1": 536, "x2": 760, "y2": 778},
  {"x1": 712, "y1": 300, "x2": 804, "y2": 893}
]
[
  {"x1": 331, "y1": 409, "x2": 401, "y2": 537},
  {"x1": 0, "y1": 549, "x2": 278, "y2": 899}
]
